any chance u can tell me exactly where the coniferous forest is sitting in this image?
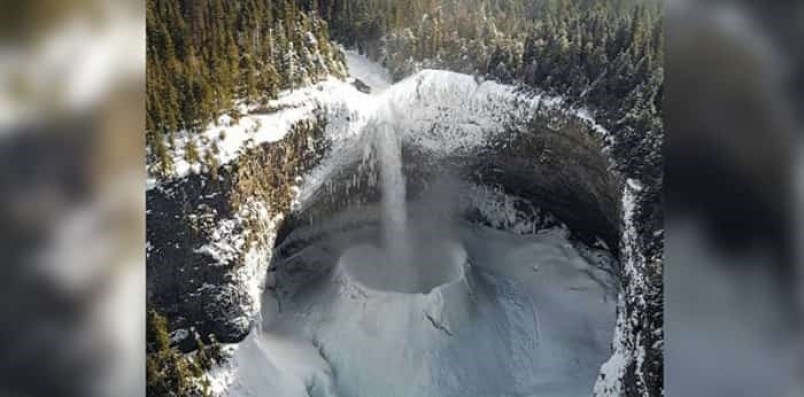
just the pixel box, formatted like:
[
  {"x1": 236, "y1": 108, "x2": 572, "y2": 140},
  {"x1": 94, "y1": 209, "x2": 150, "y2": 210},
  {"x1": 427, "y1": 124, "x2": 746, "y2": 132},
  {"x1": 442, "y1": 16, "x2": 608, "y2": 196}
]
[
  {"x1": 147, "y1": 0, "x2": 662, "y2": 258},
  {"x1": 146, "y1": 0, "x2": 347, "y2": 176},
  {"x1": 147, "y1": 0, "x2": 661, "y2": 183}
]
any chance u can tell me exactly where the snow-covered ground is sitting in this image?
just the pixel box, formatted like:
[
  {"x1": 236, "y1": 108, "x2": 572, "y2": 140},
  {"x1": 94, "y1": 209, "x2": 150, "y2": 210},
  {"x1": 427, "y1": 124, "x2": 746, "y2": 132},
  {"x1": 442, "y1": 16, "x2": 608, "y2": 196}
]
[
  {"x1": 148, "y1": 77, "x2": 370, "y2": 186},
  {"x1": 201, "y1": 51, "x2": 621, "y2": 396},
  {"x1": 216, "y1": 199, "x2": 617, "y2": 397},
  {"x1": 147, "y1": 51, "x2": 386, "y2": 188},
  {"x1": 210, "y1": 179, "x2": 619, "y2": 396}
]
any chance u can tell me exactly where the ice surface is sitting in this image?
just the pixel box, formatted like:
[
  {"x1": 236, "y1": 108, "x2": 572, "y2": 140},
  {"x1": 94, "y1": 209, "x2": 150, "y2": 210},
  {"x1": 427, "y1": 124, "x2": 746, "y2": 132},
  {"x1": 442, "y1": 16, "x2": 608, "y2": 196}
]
[
  {"x1": 337, "y1": 240, "x2": 465, "y2": 294},
  {"x1": 221, "y1": 195, "x2": 618, "y2": 397}
]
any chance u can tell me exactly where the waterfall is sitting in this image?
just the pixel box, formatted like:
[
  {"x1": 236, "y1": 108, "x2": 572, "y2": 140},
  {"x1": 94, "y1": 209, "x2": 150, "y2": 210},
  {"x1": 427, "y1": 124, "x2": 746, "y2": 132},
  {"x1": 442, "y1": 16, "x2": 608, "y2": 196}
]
[{"x1": 375, "y1": 122, "x2": 411, "y2": 267}]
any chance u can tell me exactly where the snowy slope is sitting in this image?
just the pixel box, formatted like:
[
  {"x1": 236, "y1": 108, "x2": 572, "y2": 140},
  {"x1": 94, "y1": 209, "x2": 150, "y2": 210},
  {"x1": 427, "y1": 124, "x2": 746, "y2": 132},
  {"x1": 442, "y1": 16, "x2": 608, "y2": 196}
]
[
  {"x1": 148, "y1": 77, "x2": 370, "y2": 186},
  {"x1": 147, "y1": 51, "x2": 385, "y2": 188},
  {"x1": 150, "y1": 49, "x2": 609, "y2": 189}
]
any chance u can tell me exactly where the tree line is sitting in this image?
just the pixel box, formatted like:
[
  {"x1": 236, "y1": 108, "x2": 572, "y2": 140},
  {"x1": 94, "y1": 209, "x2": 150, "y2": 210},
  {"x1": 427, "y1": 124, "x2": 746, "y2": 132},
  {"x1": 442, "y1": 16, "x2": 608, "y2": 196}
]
[
  {"x1": 148, "y1": 0, "x2": 662, "y2": 185},
  {"x1": 146, "y1": 0, "x2": 346, "y2": 177}
]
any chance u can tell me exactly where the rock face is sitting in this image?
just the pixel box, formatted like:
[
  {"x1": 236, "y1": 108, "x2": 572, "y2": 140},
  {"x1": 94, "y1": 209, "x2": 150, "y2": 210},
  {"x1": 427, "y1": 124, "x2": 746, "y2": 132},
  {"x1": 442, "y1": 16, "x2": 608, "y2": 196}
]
[
  {"x1": 147, "y1": 116, "x2": 330, "y2": 350},
  {"x1": 147, "y1": 171, "x2": 250, "y2": 349},
  {"x1": 473, "y1": 115, "x2": 621, "y2": 253},
  {"x1": 351, "y1": 78, "x2": 372, "y2": 94}
]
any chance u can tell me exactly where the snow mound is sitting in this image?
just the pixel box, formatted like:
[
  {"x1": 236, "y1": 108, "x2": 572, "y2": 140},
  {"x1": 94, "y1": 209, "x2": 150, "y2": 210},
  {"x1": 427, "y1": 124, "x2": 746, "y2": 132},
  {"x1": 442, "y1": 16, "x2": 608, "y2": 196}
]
[{"x1": 336, "y1": 240, "x2": 466, "y2": 294}]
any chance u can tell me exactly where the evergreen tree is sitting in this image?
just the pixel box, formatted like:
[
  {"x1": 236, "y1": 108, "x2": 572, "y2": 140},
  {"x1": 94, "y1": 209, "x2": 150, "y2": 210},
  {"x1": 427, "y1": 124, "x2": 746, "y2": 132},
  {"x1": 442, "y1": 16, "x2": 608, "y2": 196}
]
[{"x1": 146, "y1": 0, "x2": 348, "y2": 179}]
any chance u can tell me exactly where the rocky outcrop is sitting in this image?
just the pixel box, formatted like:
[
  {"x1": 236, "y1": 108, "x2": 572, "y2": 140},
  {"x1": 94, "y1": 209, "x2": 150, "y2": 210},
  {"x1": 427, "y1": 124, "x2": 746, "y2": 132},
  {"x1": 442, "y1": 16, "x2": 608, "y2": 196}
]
[
  {"x1": 147, "y1": 170, "x2": 246, "y2": 349},
  {"x1": 146, "y1": 115, "x2": 330, "y2": 351},
  {"x1": 279, "y1": 96, "x2": 621, "y2": 257}
]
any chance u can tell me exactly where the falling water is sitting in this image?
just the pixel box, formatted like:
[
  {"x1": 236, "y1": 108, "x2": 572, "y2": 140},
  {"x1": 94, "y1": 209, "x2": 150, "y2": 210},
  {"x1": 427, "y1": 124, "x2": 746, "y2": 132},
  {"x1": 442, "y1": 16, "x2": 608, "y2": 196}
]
[{"x1": 375, "y1": 122, "x2": 411, "y2": 267}]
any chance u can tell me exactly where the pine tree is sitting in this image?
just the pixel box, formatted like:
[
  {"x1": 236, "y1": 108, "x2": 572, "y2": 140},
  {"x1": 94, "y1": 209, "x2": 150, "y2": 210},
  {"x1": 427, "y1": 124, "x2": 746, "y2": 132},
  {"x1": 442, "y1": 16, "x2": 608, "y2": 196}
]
[
  {"x1": 184, "y1": 138, "x2": 199, "y2": 167},
  {"x1": 284, "y1": 40, "x2": 297, "y2": 91},
  {"x1": 146, "y1": 0, "x2": 349, "y2": 179}
]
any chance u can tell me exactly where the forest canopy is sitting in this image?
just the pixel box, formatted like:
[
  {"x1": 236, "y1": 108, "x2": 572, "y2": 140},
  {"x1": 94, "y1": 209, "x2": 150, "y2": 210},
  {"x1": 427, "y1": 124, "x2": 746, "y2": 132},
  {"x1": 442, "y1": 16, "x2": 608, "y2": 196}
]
[
  {"x1": 146, "y1": 0, "x2": 346, "y2": 176},
  {"x1": 147, "y1": 0, "x2": 662, "y2": 187}
]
